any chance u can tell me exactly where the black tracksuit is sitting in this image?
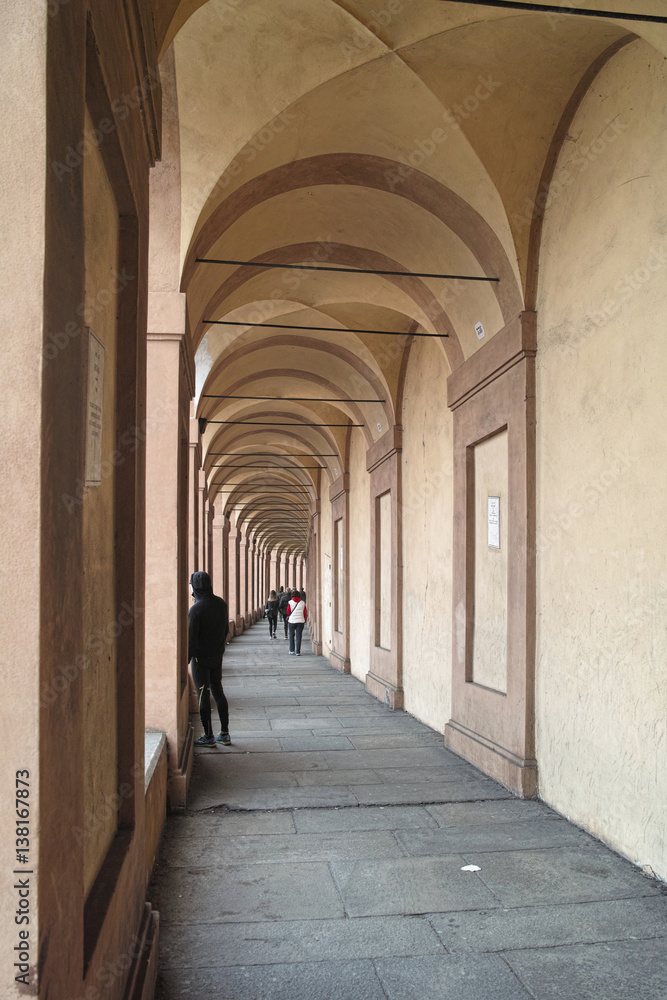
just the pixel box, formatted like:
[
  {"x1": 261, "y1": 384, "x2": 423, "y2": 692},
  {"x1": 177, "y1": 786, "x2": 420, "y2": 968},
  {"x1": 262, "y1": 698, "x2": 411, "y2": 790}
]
[{"x1": 188, "y1": 572, "x2": 230, "y2": 737}]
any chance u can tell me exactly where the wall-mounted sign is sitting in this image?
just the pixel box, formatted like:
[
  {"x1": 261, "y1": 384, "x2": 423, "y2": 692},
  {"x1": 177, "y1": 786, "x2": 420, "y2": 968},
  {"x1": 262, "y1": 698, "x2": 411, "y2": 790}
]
[
  {"x1": 475, "y1": 322, "x2": 485, "y2": 340},
  {"x1": 488, "y1": 495, "x2": 500, "y2": 549},
  {"x1": 85, "y1": 328, "x2": 105, "y2": 486}
]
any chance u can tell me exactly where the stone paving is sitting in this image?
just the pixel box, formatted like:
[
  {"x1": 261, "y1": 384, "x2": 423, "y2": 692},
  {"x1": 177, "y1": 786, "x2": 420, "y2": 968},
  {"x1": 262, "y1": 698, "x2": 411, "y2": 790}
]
[{"x1": 151, "y1": 623, "x2": 667, "y2": 1000}]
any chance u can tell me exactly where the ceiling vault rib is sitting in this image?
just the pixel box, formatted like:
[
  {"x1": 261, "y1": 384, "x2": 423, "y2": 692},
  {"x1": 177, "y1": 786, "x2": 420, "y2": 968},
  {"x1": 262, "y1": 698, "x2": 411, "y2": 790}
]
[
  {"x1": 439, "y1": 0, "x2": 667, "y2": 23},
  {"x1": 202, "y1": 319, "x2": 448, "y2": 337}
]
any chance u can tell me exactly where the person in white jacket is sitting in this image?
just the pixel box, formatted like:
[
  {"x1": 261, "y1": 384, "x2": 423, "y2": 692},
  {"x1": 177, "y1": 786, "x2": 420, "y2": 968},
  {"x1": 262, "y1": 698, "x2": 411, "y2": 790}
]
[{"x1": 286, "y1": 590, "x2": 308, "y2": 656}]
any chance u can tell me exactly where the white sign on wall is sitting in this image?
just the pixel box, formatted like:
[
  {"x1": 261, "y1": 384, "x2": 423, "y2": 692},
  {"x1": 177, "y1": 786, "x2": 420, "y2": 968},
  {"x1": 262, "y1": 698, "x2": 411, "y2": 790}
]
[
  {"x1": 488, "y1": 495, "x2": 500, "y2": 549},
  {"x1": 85, "y1": 328, "x2": 105, "y2": 486}
]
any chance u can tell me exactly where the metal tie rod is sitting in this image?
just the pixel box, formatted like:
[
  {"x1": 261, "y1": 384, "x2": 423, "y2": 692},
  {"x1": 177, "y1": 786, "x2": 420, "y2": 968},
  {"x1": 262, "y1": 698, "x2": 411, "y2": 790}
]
[
  {"x1": 202, "y1": 319, "x2": 448, "y2": 338},
  {"x1": 202, "y1": 394, "x2": 385, "y2": 402},
  {"x1": 196, "y1": 257, "x2": 499, "y2": 281},
  {"x1": 440, "y1": 0, "x2": 667, "y2": 22},
  {"x1": 209, "y1": 452, "x2": 337, "y2": 457},
  {"x1": 208, "y1": 420, "x2": 363, "y2": 427}
]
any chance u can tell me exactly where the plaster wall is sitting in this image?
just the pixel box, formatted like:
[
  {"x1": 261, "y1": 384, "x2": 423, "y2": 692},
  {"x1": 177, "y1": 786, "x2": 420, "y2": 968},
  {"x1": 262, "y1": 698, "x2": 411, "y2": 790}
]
[
  {"x1": 535, "y1": 40, "x2": 667, "y2": 878},
  {"x1": 401, "y1": 338, "x2": 453, "y2": 733},
  {"x1": 0, "y1": 1, "x2": 45, "y2": 988},
  {"x1": 320, "y1": 496, "x2": 334, "y2": 660},
  {"x1": 82, "y1": 116, "x2": 119, "y2": 892},
  {"x1": 348, "y1": 427, "x2": 371, "y2": 682},
  {"x1": 378, "y1": 492, "x2": 392, "y2": 649},
  {"x1": 472, "y1": 429, "x2": 508, "y2": 693}
]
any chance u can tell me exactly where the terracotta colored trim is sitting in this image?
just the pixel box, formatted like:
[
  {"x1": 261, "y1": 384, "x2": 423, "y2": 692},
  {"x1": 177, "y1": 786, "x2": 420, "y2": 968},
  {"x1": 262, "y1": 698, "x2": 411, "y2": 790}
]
[
  {"x1": 365, "y1": 427, "x2": 403, "y2": 709},
  {"x1": 445, "y1": 311, "x2": 537, "y2": 797},
  {"x1": 447, "y1": 311, "x2": 536, "y2": 409},
  {"x1": 196, "y1": 242, "x2": 463, "y2": 370},
  {"x1": 394, "y1": 322, "x2": 419, "y2": 425},
  {"x1": 182, "y1": 153, "x2": 522, "y2": 326},
  {"x1": 366, "y1": 425, "x2": 403, "y2": 473},
  {"x1": 329, "y1": 473, "x2": 350, "y2": 503},
  {"x1": 330, "y1": 483, "x2": 351, "y2": 673},
  {"x1": 200, "y1": 365, "x2": 378, "y2": 446},
  {"x1": 525, "y1": 35, "x2": 635, "y2": 310},
  {"x1": 203, "y1": 332, "x2": 391, "y2": 437}
]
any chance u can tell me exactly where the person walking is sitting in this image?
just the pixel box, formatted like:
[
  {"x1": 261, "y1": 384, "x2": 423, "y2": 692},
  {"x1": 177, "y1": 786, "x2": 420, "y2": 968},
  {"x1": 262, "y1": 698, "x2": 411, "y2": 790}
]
[
  {"x1": 188, "y1": 570, "x2": 232, "y2": 747},
  {"x1": 278, "y1": 587, "x2": 292, "y2": 639},
  {"x1": 265, "y1": 589, "x2": 279, "y2": 639},
  {"x1": 286, "y1": 589, "x2": 308, "y2": 656}
]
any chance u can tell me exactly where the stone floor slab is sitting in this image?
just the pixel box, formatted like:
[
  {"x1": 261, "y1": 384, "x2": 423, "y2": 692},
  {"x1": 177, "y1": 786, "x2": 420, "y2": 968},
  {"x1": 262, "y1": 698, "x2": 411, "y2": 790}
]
[
  {"x1": 330, "y1": 856, "x2": 500, "y2": 916},
  {"x1": 159, "y1": 915, "x2": 444, "y2": 968},
  {"x1": 504, "y1": 937, "x2": 667, "y2": 999},
  {"x1": 426, "y1": 798, "x2": 554, "y2": 827},
  {"x1": 293, "y1": 805, "x2": 438, "y2": 834},
  {"x1": 278, "y1": 735, "x2": 356, "y2": 751},
  {"x1": 157, "y1": 960, "x2": 387, "y2": 1000},
  {"x1": 471, "y1": 845, "x2": 664, "y2": 907},
  {"x1": 165, "y1": 812, "x2": 297, "y2": 838},
  {"x1": 162, "y1": 830, "x2": 403, "y2": 866},
  {"x1": 430, "y1": 894, "x2": 667, "y2": 953},
  {"x1": 153, "y1": 862, "x2": 345, "y2": 923},
  {"x1": 396, "y1": 818, "x2": 589, "y2": 856},
  {"x1": 375, "y1": 953, "x2": 533, "y2": 1000}
]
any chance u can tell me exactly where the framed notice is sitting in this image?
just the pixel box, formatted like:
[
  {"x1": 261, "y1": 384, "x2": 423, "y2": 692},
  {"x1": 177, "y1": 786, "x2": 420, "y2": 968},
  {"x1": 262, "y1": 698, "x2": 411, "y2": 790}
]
[
  {"x1": 488, "y1": 495, "x2": 500, "y2": 549},
  {"x1": 85, "y1": 328, "x2": 105, "y2": 486}
]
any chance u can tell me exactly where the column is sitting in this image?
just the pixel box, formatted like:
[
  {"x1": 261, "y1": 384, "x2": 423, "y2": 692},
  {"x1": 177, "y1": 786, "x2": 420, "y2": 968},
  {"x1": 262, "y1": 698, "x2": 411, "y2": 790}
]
[
  {"x1": 188, "y1": 411, "x2": 200, "y2": 579},
  {"x1": 239, "y1": 531, "x2": 248, "y2": 627},
  {"x1": 145, "y1": 302, "x2": 195, "y2": 807},
  {"x1": 197, "y1": 469, "x2": 206, "y2": 573},
  {"x1": 270, "y1": 549, "x2": 279, "y2": 593},
  {"x1": 228, "y1": 523, "x2": 241, "y2": 633},
  {"x1": 211, "y1": 507, "x2": 225, "y2": 597}
]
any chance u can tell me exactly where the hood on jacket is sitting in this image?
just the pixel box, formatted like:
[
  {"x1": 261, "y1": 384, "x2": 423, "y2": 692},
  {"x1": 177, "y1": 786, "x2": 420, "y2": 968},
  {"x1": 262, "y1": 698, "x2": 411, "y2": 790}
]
[{"x1": 190, "y1": 571, "x2": 213, "y2": 598}]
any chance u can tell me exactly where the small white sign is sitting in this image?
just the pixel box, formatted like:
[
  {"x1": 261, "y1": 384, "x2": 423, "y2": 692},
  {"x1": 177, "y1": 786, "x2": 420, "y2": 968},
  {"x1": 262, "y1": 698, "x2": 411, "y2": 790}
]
[
  {"x1": 377, "y1": 422, "x2": 383, "y2": 433},
  {"x1": 488, "y1": 496, "x2": 500, "y2": 549},
  {"x1": 85, "y1": 329, "x2": 105, "y2": 486},
  {"x1": 475, "y1": 322, "x2": 485, "y2": 340}
]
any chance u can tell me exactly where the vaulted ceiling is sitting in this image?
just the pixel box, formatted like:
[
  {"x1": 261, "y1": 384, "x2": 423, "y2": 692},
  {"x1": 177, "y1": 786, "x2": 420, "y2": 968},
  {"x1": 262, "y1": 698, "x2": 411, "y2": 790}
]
[{"x1": 149, "y1": 0, "x2": 662, "y2": 555}]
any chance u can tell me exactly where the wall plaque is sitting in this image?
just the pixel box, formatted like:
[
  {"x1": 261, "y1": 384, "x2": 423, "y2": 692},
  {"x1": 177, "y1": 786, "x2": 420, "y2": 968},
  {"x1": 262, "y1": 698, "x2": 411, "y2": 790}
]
[
  {"x1": 488, "y1": 495, "x2": 500, "y2": 549},
  {"x1": 85, "y1": 328, "x2": 105, "y2": 486}
]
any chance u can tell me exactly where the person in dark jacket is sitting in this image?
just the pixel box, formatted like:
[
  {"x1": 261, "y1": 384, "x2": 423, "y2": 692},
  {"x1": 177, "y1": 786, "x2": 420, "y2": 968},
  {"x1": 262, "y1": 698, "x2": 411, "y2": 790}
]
[
  {"x1": 265, "y1": 590, "x2": 279, "y2": 639},
  {"x1": 278, "y1": 588, "x2": 292, "y2": 639},
  {"x1": 188, "y1": 571, "x2": 231, "y2": 747}
]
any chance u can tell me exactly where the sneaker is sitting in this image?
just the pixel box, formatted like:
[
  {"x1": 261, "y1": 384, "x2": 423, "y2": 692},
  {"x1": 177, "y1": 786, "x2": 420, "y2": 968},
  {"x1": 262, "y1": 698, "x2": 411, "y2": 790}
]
[
  {"x1": 216, "y1": 732, "x2": 232, "y2": 746},
  {"x1": 289, "y1": 651, "x2": 295, "y2": 655},
  {"x1": 195, "y1": 734, "x2": 216, "y2": 747},
  {"x1": 296, "y1": 652, "x2": 301, "y2": 656}
]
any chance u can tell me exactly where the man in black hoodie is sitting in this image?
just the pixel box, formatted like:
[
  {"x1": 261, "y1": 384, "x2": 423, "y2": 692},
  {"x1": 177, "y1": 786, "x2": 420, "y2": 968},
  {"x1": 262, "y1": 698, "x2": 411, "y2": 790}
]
[{"x1": 188, "y1": 571, "x2": 231, "y2": 747}]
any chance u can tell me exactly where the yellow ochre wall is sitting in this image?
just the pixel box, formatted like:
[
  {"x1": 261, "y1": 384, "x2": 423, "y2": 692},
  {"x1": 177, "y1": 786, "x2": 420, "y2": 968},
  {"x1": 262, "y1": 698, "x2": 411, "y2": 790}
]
[
  {"x1": 400, "y1": 338, "x2": 454, "y2": 734},
  {"x1": 535, "y1": 39, "x2": 667, "y2": 879},
  {"x1": 348, "y1": 427, "x2": 371, "y2": 683}
]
